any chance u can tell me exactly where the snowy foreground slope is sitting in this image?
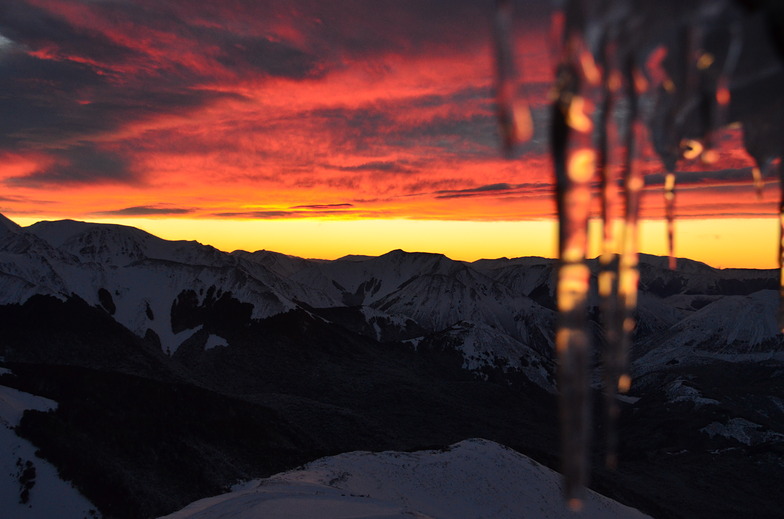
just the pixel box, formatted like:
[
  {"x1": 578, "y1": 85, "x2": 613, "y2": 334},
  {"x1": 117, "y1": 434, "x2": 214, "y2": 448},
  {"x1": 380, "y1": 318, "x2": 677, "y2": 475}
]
[
  {"x1": 160, "y1": 439, "x2": 649, "y2": 519},
  {"x1": 0, "y1": 377, "x2": 100, "y2": 519}
]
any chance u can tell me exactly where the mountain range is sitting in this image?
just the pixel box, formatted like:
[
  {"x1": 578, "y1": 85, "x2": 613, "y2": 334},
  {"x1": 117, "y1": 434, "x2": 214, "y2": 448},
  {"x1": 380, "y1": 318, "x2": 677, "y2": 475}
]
[{"x1": 0, "y1": 214, "x2": 782, "y2": 518}]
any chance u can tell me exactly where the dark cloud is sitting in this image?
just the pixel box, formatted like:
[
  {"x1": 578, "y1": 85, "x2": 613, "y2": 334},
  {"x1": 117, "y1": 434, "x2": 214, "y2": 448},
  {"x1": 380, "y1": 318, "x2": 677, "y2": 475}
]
[
  {"x1": 326, "y1": 161, "x2": 416, "y2": 174},
  {"x1": 6, "y1": 144, "x2": 135, "y2": 187},
  {"x1": 215, "y1": 211, "x2": 292, "y2": 219},
  {"x1": 0, "y1": 52, "x2": 110, "y2": 147},
  {"x1": 0, "y1": 42, "x2": 242, "y2": 156},
  {"x1": 273, "y1": 0, "x2": 494, "y2": 58},
  {"x1": 215, "y1": 199, "x2": 364, "y2": 219},
  {"x1": 438, "y1": 183, "x2": 513, "y2": 194},
  {"x1": 0, "y1": 2, "x2": 141, "y2": 65},
  {"x1": 0, "y1": 0, "x2": 314, "y2": 154},
  {"x1": 92, "y1": 206, "x2": 194, "y2": 216},
  {"x1": 644, "y1": 168, "x2": 757, "y2": 188},
  {"x1": 299, "y1": 102, "x2": 497, "y2": 160},
  {"x1": 212, "y1": 32, "x2": 323, "y2": 79},
  {"x1": 213, "y1": 207, "x2": 357, "y2": 219},
  {"x1": 289, "y1": 203, "x2": 353, "y2": 210},
  {"x1": 434, "y1": 182, "x2": 551, "y2": 199}
]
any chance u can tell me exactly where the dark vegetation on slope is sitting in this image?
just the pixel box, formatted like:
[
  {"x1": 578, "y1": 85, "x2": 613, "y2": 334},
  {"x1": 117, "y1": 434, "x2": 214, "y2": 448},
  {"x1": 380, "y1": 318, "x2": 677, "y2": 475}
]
[
  {"x1": 8, "y1": 365, "x2": 308, "y2": 519},
  {"x1": 0, "y1": 295, "x2": 558, "y2": 519},
  {"x1": 591, "y1": 360, "x2": 784, "y2": 519}
]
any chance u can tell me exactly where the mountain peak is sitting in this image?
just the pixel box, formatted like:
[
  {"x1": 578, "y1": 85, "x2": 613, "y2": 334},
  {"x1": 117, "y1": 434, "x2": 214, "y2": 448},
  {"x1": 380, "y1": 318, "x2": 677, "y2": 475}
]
[
  {"x1": 378, "y1": 249, "x2": 448, "y2": 261},
  {"x1": 0, "y1": 213, "x2": 22, "y2": 236},
  {"x1": 27, "y1": 219, "x2": 155, "y2": 249}
]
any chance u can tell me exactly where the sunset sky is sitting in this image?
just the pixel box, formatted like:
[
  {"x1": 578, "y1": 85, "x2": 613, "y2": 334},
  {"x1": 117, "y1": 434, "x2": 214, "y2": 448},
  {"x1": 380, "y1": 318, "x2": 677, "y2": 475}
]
[{"x1": 0, "y1": 0, "x2": 779, "y2": 268}]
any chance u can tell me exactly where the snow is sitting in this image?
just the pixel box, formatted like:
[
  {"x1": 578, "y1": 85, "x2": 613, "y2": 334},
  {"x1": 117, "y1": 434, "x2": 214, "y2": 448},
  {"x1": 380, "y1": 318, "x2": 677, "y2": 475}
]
[
  {"x1": 159, "y1": 439, "x2": 651, "y2": 519},
  {"x1": 700, "y1": 418, "x2": 784, "y2": 446},
  {"x1": 435, "y1": 321, "x2": 554, "y2": 391},
  {"x1": 633, "y1": 290, "x2": 782, "y2": 374},
  {"x1": 290, "y1": 249, "x2": 461, "y2": 306},
  {"x1": 0, "y1": 385, "x2": 56, "y2": 428},
  {"x1": 0, "y1": 384, "x2": 100, "y2": 519},
  {"x1": 664, "y1": 379, "x2": 719, "y2": 407},
  {"x1": 0, "y1": 216, "x2": 310, "y2": 354},
  {"x1": 204, "y1": 334, "x2": 228, "y2": 350}
]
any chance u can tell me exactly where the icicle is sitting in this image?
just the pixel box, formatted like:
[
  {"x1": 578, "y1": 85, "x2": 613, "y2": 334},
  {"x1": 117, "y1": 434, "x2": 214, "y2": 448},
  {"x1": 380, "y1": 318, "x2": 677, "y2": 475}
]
[
  {"x1": 616, "y1": 59, "x2": 642, "y2": 398},
  {"x1": 597, "y1": 42, "x2": 622, "y2": 263},
  {"x1": 752, "y1": 166, "x2": 764, "y2": 199},
  {"x1": 497, "y1": 0, "x2": 784, "y2": 509},
  {"x1": 664, "y1": 171, "x2": 677, "y2": 270},
  {"x1": 493, "y1": 0, "x2": 532, "y2": 153},
  {"x1": 551, "y1": 33, "x2": 600, "y2": 506},
  {"x1": 779, "y1": 157, "x2": 784, "y2": 333},
  {"x1": 596, "y1": 41, "x2": 624, "y2": 470}
]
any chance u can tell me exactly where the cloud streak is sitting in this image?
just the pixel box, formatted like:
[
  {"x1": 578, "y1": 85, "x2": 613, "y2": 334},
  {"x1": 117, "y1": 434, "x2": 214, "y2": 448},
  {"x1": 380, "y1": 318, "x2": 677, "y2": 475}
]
[{"x1": 91, "y1": 205, "x2": 194, "y2": 216}]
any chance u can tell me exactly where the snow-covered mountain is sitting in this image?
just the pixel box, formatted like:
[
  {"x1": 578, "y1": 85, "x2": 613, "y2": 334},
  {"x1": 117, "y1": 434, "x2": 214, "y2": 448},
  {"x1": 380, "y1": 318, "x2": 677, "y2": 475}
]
[
  {"x1": 3, "y1": 213, "x2": 780, "y2": 382},
  {"x1": 159, "y1": 439, "x2": 650, "y2": 519},
  {"x1": 0, "y1": 215, "x2": 556, "y2": 385},
  {"x1": 633, "y1": 289, "x2": 784, "y2": 374}
]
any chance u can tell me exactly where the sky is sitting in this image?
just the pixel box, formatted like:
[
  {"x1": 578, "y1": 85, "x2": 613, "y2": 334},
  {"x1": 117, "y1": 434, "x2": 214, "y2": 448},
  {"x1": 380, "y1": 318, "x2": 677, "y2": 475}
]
[{"x1": 0, "y1": 0, "x2": 780, "y2": 267}]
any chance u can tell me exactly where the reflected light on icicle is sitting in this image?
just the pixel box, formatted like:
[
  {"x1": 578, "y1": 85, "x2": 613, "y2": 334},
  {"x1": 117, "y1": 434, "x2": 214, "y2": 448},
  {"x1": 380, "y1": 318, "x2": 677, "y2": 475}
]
[
  {"x1": 779, "y1": 159, "x2": 784, "y2": 333},
  {"x1": 664, "y1": 171, "x2": 677, "y2": 270},
  {"x1": 567, "y1": 96, "x2": 593, "y2": 133},
  {"x1": 493, "y1": 0, "x2": 534, "y2": 152},
  {"x1": 681, "y1": 139, "x2": 703, "y2": 160},
  {"x1": 752, "y1": 166, "x2": 764, "y2": 199}
]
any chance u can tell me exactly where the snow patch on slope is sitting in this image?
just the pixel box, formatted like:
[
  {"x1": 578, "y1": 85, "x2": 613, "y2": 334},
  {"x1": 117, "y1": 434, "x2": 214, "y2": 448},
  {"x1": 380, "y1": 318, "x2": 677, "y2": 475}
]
[
  {"x1": 159, "y1": 439, "x2": 650, "y2": 519},
  {"x1": 204, "y1": 334, "x2": 228, "y2": 350},
  {"x1": 434, "y1": 321, "x2": 554, "y2": 391},
  {"x1": 0, "y1": 383, "x2": 100, "y2": 519},
  {"x1": 701, "y1": 418, "x2": 784, "y2": 446},
  {"x1": 633, "y1": 290, "x2": 783, "y2": 373},
  {"x1": 665, "y1": 379, "x2": 719, "y2": 407}
]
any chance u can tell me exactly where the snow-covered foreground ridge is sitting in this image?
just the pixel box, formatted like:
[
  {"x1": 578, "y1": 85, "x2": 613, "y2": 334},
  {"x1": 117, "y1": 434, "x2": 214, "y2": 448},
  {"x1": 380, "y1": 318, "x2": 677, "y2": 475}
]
[
  {"x1": 0, "y1": 381, "x2": 100, "y2": 519},
  {"x1": 159, "y1": 439, "x2": 650, "y2": 519}
]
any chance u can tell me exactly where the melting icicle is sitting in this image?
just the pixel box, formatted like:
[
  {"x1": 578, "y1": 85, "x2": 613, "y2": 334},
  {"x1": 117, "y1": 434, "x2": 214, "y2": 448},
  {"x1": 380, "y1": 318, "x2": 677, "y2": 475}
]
[
  {"x1": 777, "y1": 114, "x2": 784, "y2": 333},
  {"x1": 552, "y1": 80, "x2": 593, "y2": 511},
  {"x1": 664, "y1": 171, "x2": 677, "y2": 270},
  {"x1": 550, "y1": 26, "x2": 603, "y2": 505},
  {"x1": 496, "y1": 0, "x2": 784, "y2": 507},
  {"x1": 493, "y1": 0, "x2": 533, "y2": 153},
  {"x1": 752, "y1": 166, "x2": 764, "y2": 199},
  {"x1": 616, "y1": 60, "x2": 642, "y2": 398},
  {"x1": 596, "y1": 40, "x2": 625, "y2": 470}
]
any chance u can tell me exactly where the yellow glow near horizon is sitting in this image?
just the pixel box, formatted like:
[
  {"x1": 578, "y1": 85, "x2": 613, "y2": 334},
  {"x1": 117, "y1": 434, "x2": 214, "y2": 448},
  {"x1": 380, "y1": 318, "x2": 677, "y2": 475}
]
[
  {"x1": 11, "y1": 216, "x2": 559, "y2": 261},
  {"x1": 588, "y1": 218, "x2": 778, "y2": 269},
  {"x1": 9, "y1": 215, "x2": 778, "y2": 269}
]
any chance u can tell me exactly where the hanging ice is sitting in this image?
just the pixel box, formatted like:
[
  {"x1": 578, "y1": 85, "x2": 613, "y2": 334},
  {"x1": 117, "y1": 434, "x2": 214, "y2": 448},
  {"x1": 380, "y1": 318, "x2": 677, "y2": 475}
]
[
  {"x1": 496, "y1": 0, "x2": 784, "y2": 508},
  {"x1": 494, "y1": 0, "x2": 534, "y2": 152}
]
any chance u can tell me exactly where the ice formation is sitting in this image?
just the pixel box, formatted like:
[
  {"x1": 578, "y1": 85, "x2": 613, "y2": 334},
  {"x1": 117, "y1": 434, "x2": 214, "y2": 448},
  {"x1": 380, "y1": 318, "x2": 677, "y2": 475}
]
[{"x1": 495, "y1": 0, "x2": 784, "y2": 508}]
